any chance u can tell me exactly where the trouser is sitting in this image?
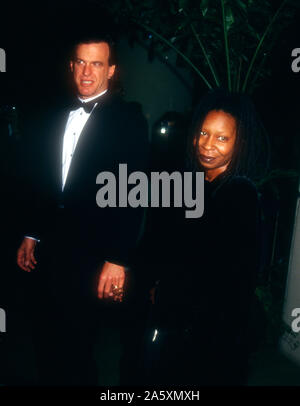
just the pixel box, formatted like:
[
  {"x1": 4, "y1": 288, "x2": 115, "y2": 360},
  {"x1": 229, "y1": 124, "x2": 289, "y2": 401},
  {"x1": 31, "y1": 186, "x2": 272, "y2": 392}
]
[
  {"x1": 139, "y1": 300, "x2": 250, "y2": 386},
  {"x1": 28, "y1": 247, "x2": 148, "y2": 386}
]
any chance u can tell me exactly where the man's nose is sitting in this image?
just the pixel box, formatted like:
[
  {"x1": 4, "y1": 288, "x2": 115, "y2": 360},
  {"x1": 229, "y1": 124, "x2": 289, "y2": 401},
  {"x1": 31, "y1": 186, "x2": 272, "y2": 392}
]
[{"x1": 82, "y1": 63, "x2": 91, "y2": 76}]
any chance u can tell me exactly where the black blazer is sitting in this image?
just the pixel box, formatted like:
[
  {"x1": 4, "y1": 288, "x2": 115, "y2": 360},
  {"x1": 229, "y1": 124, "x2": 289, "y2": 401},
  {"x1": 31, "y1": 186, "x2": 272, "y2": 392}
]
[{"x1": 22, "y1": 92, "x2": 149, "y2": 268}]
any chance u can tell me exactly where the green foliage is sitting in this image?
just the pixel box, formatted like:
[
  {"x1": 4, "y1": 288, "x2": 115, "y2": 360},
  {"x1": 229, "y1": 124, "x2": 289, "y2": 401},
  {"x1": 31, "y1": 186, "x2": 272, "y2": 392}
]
[
  {"x1": 256, "y1": 169, "x2": 299, "y2": 190},
  {"x1": 254, "y1": 173, "x2": 299, "y2": 348},
  {"x1": 95, "y1": 0, "x2": 298, "y2": 93},
  {"x1": 255, "y1": 261, "x2": 288, "y2": 347}
]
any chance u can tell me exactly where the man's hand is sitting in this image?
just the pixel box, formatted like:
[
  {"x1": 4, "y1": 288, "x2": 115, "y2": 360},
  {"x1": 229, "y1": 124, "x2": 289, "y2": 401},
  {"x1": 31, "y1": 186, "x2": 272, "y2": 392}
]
[
  {"x1": 97, "y1": 261, "x2": 125, "y2": 301},
  {"x1": 16, "y1": 238, "x2": 37, "y2": 272}
]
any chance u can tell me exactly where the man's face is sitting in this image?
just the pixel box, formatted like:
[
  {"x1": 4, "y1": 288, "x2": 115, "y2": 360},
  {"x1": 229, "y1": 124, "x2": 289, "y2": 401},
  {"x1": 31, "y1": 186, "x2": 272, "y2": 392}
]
[{"x1": 70, "y1": 42, "x2": 116, "y2": 99}]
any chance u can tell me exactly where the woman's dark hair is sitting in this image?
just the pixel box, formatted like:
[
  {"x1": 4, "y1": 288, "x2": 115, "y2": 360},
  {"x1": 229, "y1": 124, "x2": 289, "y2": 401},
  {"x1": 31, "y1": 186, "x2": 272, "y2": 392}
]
[{"x1": 187, "y1": 89, "x2": 270, "y2": 181}]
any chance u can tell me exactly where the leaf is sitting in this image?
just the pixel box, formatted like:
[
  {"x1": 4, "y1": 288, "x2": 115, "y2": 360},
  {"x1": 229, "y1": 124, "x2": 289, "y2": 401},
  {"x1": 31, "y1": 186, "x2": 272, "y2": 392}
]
[
  {"x1": 179, "y1": 0, "x2": 188, "y2": 11},
  {"x1": 200, "y1": 0, "x2": 209, "y2": 16},
  {"x1": 234, "y1": 0, "x2": 248, "y2": 13},
  {"x1": 169, "y1": 0, "x2": 178, "y2": 15},
  {"x1": 224, "y1": 4, "x2": 234, "y2": 32}
]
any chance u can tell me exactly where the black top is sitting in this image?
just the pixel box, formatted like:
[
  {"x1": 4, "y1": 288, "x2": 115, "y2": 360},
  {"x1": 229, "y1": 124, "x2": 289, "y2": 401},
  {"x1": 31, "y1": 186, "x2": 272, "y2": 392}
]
[
  {"x1": 142, "y1": 173, "x2": 261, "y2": 385},
  {"x1": 153, "y1": 174, "x2": 261, "y2": 335}
]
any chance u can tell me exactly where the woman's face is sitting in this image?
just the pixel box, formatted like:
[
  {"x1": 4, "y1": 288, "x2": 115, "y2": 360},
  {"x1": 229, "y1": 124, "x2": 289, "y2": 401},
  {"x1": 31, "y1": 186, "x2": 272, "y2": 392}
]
[{"x1": 195, "y1": 110, "x2": 237, "y2": 182}]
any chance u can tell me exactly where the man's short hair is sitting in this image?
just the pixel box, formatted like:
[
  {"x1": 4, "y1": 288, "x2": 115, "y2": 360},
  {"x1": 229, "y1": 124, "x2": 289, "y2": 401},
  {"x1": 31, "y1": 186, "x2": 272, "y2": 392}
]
[
  {"x1": 71, "y1": 33, "x2": 117, "y2": 66},
  {"x1": 69, "y1": 32, "x2": 122, "y2": 94}
]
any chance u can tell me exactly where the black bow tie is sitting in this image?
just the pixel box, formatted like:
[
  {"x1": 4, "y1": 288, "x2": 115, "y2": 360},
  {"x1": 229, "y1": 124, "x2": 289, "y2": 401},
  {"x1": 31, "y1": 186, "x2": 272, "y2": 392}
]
[{"x1": 70, "y1": 98, "x2": 99, "y2": 113}]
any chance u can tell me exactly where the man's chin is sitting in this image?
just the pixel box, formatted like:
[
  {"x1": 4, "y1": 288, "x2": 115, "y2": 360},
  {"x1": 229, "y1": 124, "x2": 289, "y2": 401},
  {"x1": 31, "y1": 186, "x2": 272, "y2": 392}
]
[{"x1": 78, "y1": 88, "x2": 97, "y2": 99}]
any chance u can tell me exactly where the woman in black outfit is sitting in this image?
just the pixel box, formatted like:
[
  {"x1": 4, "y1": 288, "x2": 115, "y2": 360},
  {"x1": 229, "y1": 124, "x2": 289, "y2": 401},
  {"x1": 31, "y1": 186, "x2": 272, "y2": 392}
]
[{"x1": 144, "y1": 89, "x2": 269, "y2": 386}]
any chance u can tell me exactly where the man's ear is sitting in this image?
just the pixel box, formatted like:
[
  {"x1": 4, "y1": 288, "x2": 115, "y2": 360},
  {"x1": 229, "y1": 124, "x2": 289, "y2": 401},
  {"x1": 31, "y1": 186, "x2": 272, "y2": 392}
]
[
  {"x1": 69, "y1": 60, "x2": 74, "y2": 72},
  {"x1": 108, "y1": 64, "x2": 116, "y2": 79}
]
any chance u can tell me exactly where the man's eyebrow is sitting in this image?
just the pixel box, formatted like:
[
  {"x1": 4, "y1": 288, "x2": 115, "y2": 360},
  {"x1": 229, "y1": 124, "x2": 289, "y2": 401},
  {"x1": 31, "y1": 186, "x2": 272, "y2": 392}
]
[{"x1": 75, "y1": 58, "x2": 103, "y2": 64}]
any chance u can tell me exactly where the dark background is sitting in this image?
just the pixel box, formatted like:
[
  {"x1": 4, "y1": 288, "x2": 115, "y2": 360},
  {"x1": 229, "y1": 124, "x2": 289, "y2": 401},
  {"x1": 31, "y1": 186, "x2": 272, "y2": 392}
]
[{"x1": 0, "y1": 0, "x2": 300, "y2": 385}]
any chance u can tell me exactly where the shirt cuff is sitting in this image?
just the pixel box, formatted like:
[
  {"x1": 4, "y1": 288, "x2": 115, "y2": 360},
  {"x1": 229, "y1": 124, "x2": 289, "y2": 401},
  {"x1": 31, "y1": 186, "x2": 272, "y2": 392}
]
[{"x1": 25, "y1": 236, "x2": 40, "y2": 243}]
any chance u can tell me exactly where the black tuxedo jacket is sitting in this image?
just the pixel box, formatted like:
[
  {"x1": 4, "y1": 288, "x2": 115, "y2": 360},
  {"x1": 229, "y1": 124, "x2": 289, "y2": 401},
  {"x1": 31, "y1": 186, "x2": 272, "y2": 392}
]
[{"x1": 22, "y1": 92, "x2": 149, "y2": 270}]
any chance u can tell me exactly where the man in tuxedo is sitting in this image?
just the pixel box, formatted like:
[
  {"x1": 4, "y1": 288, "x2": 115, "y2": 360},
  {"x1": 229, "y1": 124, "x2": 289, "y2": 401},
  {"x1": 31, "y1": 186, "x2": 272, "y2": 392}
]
[{"x1": 16, "y1": 34, "x2": 148, "y2": 385}]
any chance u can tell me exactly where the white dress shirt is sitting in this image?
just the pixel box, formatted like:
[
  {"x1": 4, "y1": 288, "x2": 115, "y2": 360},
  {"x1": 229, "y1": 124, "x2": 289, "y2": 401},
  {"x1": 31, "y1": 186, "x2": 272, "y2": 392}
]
[{"x1": 62, "y1": 89, "x2": 107, "y2": 190}]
